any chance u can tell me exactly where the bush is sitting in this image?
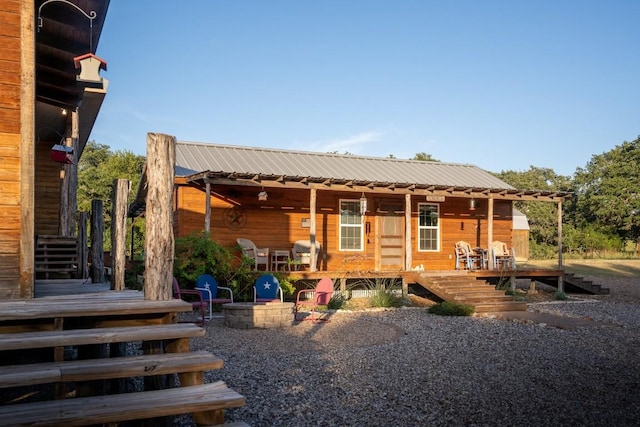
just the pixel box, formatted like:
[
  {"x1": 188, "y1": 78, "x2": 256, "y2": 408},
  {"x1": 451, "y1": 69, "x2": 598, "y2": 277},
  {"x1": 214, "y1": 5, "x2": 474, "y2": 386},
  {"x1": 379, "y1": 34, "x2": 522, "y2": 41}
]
[
  {"x1": 428, "y1": 301, "x2": 475, "y2": 316},
  {"x1": 554, "y1": 290, "x2": 568, "y2": 301},
  {"x1": 173, "y1": 231, "x2": 254, "y2": 299},
  {"x1": 327, "y1": 292, "x2": 347, "y2": 310}
]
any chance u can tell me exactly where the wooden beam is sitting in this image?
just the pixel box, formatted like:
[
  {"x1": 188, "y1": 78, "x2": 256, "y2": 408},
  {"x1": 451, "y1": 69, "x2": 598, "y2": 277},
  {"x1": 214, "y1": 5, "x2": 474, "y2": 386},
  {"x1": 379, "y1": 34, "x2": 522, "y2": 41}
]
[
  {"x1": 20, "y1": 0, "x2": 35, "y2": 298},
  {"x1": 310, "y1": 188, "x2": 317, "y2": 272},
  {"x1": 404, "y1": 193, "x2": 412, "y2": 271}
]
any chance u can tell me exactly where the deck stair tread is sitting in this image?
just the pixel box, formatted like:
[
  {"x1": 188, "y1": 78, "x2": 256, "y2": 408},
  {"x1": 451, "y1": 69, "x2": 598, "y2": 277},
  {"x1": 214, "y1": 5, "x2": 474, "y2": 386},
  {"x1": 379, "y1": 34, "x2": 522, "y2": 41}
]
[
  {"x1": 0, "y1": 381, "x2": 245, "y2": 427},
  {"x1": 412, "y1": 273, "x2": 527, "y2": 312},
  {"x1": 535, "y1": 273, "x2": 610, "y2": 295},
  {"x1": 0, "y1": 350, "x2": 223, "y2": 389},
  {"x1": 0, "y1": 323, "x2": 205, "y2": 351},
  {"x1": 0, "y1": 297, "x2": 192, "y2": 321}
]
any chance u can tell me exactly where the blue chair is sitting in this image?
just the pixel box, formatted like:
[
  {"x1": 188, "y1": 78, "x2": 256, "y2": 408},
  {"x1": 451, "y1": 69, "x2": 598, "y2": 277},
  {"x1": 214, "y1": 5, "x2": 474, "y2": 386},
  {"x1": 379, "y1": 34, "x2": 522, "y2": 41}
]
[
  {"x1": 254, "y1": 274, "x2": 283, "y2": 303},
  {"x1": 194, "y1": 274, "x2": 233, "y2": 319}
]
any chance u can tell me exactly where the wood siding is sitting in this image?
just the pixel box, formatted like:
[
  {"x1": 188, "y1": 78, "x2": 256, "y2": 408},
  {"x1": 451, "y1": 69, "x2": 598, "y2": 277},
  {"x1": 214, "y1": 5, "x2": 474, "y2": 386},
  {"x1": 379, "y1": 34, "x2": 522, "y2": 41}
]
[
  {"x1": 0, "y1": 1, "x2": 22, "y2": 298},
  {"x1": 174, "y1": 183, "x2": 515, "y2": 271}
]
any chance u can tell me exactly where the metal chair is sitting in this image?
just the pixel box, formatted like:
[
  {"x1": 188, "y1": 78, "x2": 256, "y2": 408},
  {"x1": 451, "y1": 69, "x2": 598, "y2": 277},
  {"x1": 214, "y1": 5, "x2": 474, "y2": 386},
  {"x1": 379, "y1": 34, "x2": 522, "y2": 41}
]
[
  {"x1": 295, "y1": 278, "x2": 334, "y2": 322},
  {"x1": 253, "y1": 274, "x2": 283, "y2": 303},
  {"x1": 172, "y1": 277, "x2": 206, "y2": 326},
  {"x1": 194, "y1": 274, "x2": 233, "y2": 319}
]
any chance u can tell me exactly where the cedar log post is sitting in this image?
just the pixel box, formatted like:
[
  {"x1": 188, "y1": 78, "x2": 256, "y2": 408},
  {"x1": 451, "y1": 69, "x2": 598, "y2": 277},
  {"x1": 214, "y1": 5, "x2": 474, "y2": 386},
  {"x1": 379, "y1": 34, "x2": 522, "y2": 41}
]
[
  {"x1": 90, "y1": 199, "x2": 104, "y2": 283},
  {"x1": 144, "y1": 133, "x2": 175, "y2": 300},
  {"x1": 111, "y1": 179, "x2": 130, "y2": 291},
  {"x1": 77, "y1": 211, "x2": 88, "y2": 279}
]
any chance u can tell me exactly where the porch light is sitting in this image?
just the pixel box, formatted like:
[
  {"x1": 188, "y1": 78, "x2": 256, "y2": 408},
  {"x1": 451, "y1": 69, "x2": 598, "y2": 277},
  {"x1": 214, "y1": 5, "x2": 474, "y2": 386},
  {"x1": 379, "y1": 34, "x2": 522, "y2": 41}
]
[
  {"x1": 469, "y1": 198, "x2": 477, "y2": 211},
  {"x1": 360, "y1": 193, "x2": 367, "y2": 216},
  {"x1": 258, "y1": 190, "x2": 268, "y2": 201}
]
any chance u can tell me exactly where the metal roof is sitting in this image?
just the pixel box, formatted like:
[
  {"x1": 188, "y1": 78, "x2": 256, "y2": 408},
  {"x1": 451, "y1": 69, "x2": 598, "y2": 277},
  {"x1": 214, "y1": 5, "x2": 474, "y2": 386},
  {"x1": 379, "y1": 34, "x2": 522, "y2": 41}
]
[{"x1": 176, "y1": 141, "x2": 515, "y2": 190}]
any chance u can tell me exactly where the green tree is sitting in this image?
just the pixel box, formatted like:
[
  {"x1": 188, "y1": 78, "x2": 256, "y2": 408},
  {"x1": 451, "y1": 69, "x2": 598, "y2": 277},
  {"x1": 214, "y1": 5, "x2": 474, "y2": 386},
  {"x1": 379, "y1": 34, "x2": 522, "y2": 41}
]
[
  {"x1": 496, "y1": 167, "x2": 573, "y2": 246},
  {"x1": 412, "y1": 152, "x2": 438, "y2": 161},
  {"x1": 573, "y1": 136, "x2": 640, "y2": 247},
  {"x1": 77, "y1": 141, "x2": 146, "y2": 256}
]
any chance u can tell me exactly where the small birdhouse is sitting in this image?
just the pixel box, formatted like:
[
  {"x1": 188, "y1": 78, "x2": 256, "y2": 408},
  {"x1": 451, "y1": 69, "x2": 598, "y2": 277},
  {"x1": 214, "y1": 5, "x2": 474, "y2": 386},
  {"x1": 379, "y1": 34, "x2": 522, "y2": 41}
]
[
  {"x1": 73, "y1": 53, "x2": 107, "y2": 88},
  {"x1": 51, "y1": 144, "x2": 74, "y2": 164}
]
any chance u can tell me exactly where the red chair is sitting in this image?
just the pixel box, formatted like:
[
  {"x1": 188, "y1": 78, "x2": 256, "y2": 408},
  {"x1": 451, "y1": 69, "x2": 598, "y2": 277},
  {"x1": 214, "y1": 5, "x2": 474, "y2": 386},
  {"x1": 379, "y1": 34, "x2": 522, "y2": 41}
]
[
  {"x1": 295, "y1": 278, "x2": 334, "y2": 323},
  {"x1": 172, "y1": 277, "x2": 206, "y2": 326}
]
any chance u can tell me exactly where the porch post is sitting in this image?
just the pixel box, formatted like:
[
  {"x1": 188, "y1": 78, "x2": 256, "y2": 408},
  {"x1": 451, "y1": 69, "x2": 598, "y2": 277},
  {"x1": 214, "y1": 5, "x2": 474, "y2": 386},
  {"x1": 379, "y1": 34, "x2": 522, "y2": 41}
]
[
  {"x1": 310, "y1": 188, "x2": 317, "y2": 272},
  {"x1": 487, "y1": 197, "x2": 494, "y2": 270},
  {"x1": 204, "y1": 181, "x2": 211, "y2": 233},
  {"x1": 404, "y1": 193, "x2": 412, "y2": 271},
  {"x1": 557, "y1": 199, "x2": 564, "y2": 293}
]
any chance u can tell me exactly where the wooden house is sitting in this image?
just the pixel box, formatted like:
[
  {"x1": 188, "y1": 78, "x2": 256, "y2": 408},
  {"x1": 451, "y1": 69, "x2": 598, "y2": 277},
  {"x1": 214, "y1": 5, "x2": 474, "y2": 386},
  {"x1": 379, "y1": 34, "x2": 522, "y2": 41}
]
[
  {"x1": 131, "y1": 141, "x2": 570, "y2": 274},
  {"x1": 0, "y1": 3, "x2": 246, "y2": 425},
  {"x1": 0, "y1": 0, "x2": 109, "y2": 299}
]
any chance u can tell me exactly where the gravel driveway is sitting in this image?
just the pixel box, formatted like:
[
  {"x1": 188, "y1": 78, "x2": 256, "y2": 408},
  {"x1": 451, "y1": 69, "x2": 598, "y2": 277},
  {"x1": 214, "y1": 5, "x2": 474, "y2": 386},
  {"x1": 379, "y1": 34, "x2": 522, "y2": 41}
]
[{"x1": 184, "y1": 276, "x2": 640, "y2": 427}]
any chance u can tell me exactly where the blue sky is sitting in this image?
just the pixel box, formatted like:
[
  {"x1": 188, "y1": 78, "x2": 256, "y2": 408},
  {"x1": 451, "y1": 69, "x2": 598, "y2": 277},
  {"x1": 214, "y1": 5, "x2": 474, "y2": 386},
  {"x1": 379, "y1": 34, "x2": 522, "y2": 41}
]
[{"x1": 90, "y1": 0, "x2": 639, "y2": 177}]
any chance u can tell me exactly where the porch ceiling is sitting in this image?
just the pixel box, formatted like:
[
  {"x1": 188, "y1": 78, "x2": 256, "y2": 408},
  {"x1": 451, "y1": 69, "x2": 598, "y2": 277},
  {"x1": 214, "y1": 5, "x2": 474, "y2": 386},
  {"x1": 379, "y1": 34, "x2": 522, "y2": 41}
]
[{"x1": 35, "y1": 0, "x2": 110, "y2": 110}]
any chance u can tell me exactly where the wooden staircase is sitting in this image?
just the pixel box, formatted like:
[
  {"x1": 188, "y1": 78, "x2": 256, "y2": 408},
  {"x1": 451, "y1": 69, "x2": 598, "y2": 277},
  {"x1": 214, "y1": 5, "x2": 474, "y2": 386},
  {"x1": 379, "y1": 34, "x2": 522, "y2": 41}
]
[
  {"x1": 0, "y1": 293, "x2": 246, "y2": 426},
  {"x1": 35, "y1": 235, "x2": 79, "y2": 279},
  {"x1": 536, "y1": 273, "x2": 610, "y2": 295},
  {"x1": 412, "y1": 273, "x2": 527, "y2": 313}
]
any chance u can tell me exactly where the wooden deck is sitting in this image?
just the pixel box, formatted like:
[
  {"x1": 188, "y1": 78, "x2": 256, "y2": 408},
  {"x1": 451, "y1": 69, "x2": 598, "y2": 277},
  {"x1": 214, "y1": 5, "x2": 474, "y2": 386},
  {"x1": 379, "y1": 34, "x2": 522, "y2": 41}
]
[{"x1": 0, "y1": 285, "x2": 246, "y2": 426}]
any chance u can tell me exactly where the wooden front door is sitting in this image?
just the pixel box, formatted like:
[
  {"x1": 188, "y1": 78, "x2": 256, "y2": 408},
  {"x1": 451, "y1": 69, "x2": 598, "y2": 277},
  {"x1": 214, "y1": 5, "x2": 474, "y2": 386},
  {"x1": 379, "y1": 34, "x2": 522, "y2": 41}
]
[{"x1": 376, "y1": 200, "x2": 404, "y2": 270}]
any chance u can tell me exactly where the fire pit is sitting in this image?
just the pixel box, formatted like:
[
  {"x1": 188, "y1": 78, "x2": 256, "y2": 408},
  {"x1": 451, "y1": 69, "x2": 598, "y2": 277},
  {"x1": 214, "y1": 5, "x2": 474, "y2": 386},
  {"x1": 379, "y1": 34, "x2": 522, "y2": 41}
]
[{"x1": 223, "y1": 302, "x2": 295, "y2": 329}]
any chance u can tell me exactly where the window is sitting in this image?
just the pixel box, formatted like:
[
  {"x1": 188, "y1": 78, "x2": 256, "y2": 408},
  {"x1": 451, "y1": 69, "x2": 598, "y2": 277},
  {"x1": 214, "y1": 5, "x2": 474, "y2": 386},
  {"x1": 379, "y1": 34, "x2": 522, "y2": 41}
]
[
  {"x1": 418, "y1": 203, "x2": 439, "y2": 251},
  {"x1": 339, "y1": 200, "x2": 363, "y2": 251}
]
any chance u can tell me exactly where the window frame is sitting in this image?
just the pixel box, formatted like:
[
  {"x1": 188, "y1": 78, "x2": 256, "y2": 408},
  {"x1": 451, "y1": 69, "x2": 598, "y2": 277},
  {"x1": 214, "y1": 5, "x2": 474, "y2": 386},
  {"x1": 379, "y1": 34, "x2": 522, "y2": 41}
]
[
  {"x1": 417, "y1": 203, "x2": 440, "y2": 252},
  {"x1": 338, "y1": 199, "x2": 364, "y2": 251}
]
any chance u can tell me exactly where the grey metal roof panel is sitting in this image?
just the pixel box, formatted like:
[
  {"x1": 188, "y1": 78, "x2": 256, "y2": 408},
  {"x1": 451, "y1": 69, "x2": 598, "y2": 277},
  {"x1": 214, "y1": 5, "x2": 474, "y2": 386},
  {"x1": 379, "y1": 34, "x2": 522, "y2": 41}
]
[{"x1": 175, "y1": 141, "x2": 515, "y2": 190}]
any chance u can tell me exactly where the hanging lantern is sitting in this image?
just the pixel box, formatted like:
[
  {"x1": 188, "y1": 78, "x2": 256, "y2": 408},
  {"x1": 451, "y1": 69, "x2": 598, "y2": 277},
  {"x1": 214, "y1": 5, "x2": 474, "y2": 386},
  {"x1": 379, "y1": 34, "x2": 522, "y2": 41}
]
[
  {"x1": 469, "y1": 198, "x2": 477, "y2": 211},
  {"x1": 360, "y1": 193, "x2": 367, "y2": 215}
]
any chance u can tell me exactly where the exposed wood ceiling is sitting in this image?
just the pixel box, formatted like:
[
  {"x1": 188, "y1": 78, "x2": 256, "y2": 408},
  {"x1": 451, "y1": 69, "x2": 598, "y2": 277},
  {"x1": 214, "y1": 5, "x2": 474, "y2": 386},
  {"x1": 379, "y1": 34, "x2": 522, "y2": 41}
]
[{"x1": 35, "y1": 0, "x2": 110, "y2": 110}]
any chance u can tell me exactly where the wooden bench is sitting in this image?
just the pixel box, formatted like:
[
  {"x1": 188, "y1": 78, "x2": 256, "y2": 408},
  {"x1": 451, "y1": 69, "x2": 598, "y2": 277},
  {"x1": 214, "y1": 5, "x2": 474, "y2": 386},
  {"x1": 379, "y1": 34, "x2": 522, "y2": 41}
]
[
  {"x1": 0, "y1": 294, "x2": 246, "y2": 426},
  {"x1": 35, "y1": 235, "x2": 79, "y2": 279}
]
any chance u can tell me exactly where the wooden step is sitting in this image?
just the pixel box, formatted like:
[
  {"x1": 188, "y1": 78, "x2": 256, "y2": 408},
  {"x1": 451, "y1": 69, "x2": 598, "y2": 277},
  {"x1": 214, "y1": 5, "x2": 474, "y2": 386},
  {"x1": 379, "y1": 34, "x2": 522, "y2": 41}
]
[
  {"x1": 0, "y1": 323, "x2": 205, "y2": 351},
  {"x1": 0, "y1": 298, "x2": 192, "y2": 321},
  {"x1": 454, "y1": 294, "x2": 515, "y2": 303},
  {"x1": 0, "y1": 380, "x2": 245, "y2": 427},
  {"x1": 473, "y1": 301, "x2": 528, "y2": 313},
  {"x1": 0, "y1": 350, "x2": 223, "y2": 389}
]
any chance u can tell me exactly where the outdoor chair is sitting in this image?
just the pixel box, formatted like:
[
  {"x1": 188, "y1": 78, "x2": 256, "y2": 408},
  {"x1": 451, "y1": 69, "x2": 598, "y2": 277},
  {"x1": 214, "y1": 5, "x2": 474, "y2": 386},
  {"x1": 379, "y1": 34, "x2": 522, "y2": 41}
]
[
  {"x1": 295, "y1": 277, "x2": 334, "y2": 323},
  {"x1": 194, "y1": 274, "x2": 234, "y2": 320},
  {"x1": 291, "y1": 240, "x2": 321, "y2": 270},
  {"x1": 237, "y1": 238, "x2": 269, "y2": 271},
  {"x1": 454, "y1": 241, "x2": 483, "y2": 270},
  {"x1": 172, "y1": 277, "x2": 206, "y2": 326},
  {"x1": 254, "y1": 274, "x2": 283, "y2": 303},
  {"x1": 491, "y1": 241, "x2": 516, "y2": 270}
]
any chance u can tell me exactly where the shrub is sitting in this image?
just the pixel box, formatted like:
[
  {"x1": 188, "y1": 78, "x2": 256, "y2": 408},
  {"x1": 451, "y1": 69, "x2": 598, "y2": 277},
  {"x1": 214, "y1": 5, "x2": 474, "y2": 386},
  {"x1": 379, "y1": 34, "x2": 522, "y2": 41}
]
[
  {"x1": 366, "y1": 279, "x2": 403, "y2": 308},
  {"x1": 327, "y1": 292, "x2": 347, "y2": 310},
  {"x1": 428, "y1": 301, "x2": 475, "y2": 316},
  {"x1": 173, "y1": 231, "x2": 254, "y2": 299},
  {"x1": 554, "y1": 290, "x2": 568, "y2": 301}
]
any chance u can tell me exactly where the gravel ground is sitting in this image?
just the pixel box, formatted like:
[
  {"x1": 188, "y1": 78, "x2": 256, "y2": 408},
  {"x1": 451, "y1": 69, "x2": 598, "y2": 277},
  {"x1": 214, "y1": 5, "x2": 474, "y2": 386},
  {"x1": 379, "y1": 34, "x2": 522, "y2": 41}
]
[{"x1": 180, "y1": 277, "x2": 640, "y2": 426}]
